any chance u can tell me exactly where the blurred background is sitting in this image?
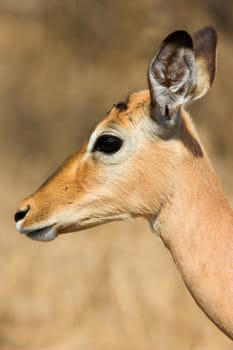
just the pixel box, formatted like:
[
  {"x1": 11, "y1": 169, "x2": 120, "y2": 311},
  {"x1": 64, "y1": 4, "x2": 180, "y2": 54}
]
[{"x1": 0, "y1": 1, "x2": 233, "y2": 349}]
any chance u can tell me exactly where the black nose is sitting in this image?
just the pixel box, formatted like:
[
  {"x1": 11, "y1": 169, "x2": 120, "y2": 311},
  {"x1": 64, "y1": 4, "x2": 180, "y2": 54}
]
[{"x1": 14, "y1": 206, "x2": 30, "y2": 223}]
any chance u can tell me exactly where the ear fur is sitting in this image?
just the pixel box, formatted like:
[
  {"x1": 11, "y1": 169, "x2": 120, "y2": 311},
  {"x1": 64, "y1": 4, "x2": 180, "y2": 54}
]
[
  {"x1": 192, "y1": 26, "x2": 217, "y2": 100},
  {"x1": 148, "y1": 27, "x2": 217, "y2": 128}
]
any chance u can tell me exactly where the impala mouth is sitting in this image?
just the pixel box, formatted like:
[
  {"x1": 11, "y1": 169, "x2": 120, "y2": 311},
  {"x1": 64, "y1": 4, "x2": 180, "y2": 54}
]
[{"x1": 16, "y1": 223, "x2": 57, "y2": 242}]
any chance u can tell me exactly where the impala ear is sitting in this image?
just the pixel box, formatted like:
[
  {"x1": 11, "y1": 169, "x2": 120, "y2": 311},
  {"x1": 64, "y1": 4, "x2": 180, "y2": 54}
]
[
  {"x1": 191, "y1": 26, "x2": 217, "y2": 100},
  {"x1": 148, "y1": 30, "x2": 196, "y2": 127},
  {"x1": 148, "y1": 27, "x2": 217, "y2": 128}
]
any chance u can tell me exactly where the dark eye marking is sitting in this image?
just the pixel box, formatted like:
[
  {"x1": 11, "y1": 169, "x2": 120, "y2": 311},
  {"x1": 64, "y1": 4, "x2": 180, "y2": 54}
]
[
  {"x1": 114, "y1": 101, "x2": 128, "y2": 111},
  {"x1": 93, "y1": 134, "x2": 123, "y2": 154}
]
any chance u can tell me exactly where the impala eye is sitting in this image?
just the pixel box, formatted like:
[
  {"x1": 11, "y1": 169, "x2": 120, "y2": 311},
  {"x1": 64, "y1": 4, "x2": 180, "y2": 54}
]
[{"x1": 93, "y1": 134, "x2": 123, "y2": 154}]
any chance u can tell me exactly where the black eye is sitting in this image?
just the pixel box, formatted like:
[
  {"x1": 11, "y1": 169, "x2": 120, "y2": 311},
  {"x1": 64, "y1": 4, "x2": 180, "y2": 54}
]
[{"x1": 93, "y1": 134, "x2": 123, "y2": 154}]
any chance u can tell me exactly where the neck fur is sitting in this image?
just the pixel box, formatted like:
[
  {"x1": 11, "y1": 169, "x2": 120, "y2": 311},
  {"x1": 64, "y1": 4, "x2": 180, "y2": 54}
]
[{"x1": 150, "y1": 113, "x2": 233, "y2": 339}]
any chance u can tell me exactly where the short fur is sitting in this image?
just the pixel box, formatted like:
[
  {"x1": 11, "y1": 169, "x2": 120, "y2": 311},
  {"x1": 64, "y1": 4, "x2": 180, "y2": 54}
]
[{"x1": 15, "y1": 27, "x2": 233, "y2": 339}]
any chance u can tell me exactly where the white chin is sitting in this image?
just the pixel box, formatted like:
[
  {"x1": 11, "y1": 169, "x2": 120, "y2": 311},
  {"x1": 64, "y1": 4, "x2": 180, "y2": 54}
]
[
  {"x1": 27, "y1": 226, "x2": 57, "y2": 241},
  {"x1": 17, "y1": 224, "x2": 57, "y2": 242}
]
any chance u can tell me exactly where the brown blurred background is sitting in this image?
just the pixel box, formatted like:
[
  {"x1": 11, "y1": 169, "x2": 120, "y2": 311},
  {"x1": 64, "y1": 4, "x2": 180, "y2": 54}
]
[{"x1": 0, "y1": 1, "x2": 233, "y2": 349}]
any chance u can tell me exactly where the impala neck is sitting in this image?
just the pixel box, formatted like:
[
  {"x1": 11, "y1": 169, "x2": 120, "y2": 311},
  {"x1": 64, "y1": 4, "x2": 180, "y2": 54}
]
[{"x1": 151, "y1": 151, "x2": 233, "y2": 338}]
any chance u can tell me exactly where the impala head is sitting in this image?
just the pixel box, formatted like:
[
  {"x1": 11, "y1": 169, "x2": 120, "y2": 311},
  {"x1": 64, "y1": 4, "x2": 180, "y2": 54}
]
[{"x1": 15, "y1": 27, "x2": 217, "y2": 241}]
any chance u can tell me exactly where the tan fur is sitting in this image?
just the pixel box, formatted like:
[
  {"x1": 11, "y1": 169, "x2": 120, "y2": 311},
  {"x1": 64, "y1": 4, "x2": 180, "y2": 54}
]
[{"x1": 15, "y1": 28, "x2": 233, "y2": 340}]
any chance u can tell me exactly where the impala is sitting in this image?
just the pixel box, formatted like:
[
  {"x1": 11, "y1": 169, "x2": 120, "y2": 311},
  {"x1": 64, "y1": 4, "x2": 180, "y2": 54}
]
[{"x1": 15, "y1": 27, "x2": 233, "y2": 339}]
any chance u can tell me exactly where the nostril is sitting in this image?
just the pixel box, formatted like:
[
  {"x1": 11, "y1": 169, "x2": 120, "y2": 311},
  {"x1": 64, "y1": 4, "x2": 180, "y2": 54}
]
[{"x1": 14, "y1": 206, "x2": 30, "y2": 223}]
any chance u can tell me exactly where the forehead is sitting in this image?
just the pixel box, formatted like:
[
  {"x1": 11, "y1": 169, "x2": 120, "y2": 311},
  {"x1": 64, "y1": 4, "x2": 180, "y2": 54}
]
[{"x1": 100, "y1": 90, "x2": 151, "y2": 130}]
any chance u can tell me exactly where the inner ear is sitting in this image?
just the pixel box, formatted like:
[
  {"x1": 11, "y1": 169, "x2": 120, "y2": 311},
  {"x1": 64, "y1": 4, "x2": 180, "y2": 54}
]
[{"x1": 148, "y1": 30, "x2": 196, "y2": 127}]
